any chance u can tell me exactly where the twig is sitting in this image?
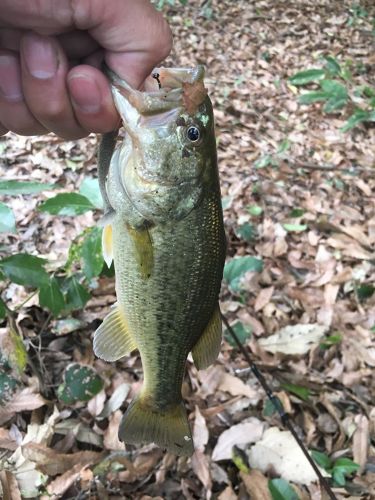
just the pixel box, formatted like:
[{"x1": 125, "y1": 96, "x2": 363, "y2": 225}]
[{"x1": 221, "y1": 313, "x2": 337, "y2": 500}]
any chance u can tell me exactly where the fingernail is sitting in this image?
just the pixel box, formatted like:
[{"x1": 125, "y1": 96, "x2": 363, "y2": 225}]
[
  {"x1": 0, "y1": 54, "x2": 23, "y2": 102},
  {"x1": 68, "y1": 74, "x2": 101, "y2": 114},
  {"x1": 22, "y1": 33, "x2": 58, "y2": 79}
]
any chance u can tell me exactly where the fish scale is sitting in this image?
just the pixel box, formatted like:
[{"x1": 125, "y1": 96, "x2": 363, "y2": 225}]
[{"x1": 94, "y1": 65, "x2": 226, "y2": 455}]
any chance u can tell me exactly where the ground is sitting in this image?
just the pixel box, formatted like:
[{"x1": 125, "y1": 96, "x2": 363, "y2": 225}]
[{"x1": 0, "y1": 0, "x2": 374, "y2": 499}]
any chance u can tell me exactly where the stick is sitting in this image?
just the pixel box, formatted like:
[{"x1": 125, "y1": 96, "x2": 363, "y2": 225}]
[{"x1": 221, "y1": 313, "x2": 337, "y2": 500}]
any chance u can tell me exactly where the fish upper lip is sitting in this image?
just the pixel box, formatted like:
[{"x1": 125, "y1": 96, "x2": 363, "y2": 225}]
[{"x1": 105, "y1": 64, "x2": 207, "y2": 114}]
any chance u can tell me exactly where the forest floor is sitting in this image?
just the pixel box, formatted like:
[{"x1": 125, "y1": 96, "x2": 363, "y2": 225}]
[{"x1": 0, "y1": 0, "x2": 374, "y2": 499}]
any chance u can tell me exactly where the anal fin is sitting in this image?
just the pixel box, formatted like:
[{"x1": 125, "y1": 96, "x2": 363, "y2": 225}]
[
  {"x1": 94, "y1": 303, "x2": 137, "y2": 362},
  {"x1": 192, "y1": 304, "x2": 222, "y2": 370}
]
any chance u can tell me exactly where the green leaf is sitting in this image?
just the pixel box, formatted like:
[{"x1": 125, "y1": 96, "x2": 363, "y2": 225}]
[
  {"x1": 289, "y1": 68, "x2": 326, "y2": 86},
  {"x1": 289, "y1": 208, "x2": 305, "y2": 218},
  {"x1": 323, "y1": 97, "x2": 348, "y2": 112},
  {"x1": 0, "y1": 180, "x2": 57, "y2": 195},
  {"x1": 324, "y1": 56, "x2": 341, "y2": 75},
  {"x1": 39, "y1": 193, "x2": 94, "y2": 216},
  {"x1": 263, "y1": 397, "x2": 281, "y2": 417},
  {"x1": 0, "y1": 254, "x2": 49, "y2": 288},
  {"x1": 332, "y1": 468, "x2": 346, "y2": 486},
  {"x1": 79, "y1": 177, "x2": 103, "y2": 209},
  {"x1": 224, "y1": 321, "x2": 252, "y2": 347},
  {"x1": 333, "y1": 458, "x2": 360, "y2": 475},
  {"x1": 0, "y1": 202, "x2": 16, "y2": 233},
  {"x1": 0, "y1": 298, "x2": 6, "y2": 320},
  {"x1": 247, "y1": 205, "x2": 263, "y2": 216},
  {"x1": 277, "y1": 139, "x2": 291, "y2": 155},
  {"x1": 280, "y1": 381, "x2": 310, "y2": 401},
  {"x1": 81, "y1": 227, "x2": 104, "y2": 280},
  {"x1": 341, "y1": 109, "x2": 375, "y2": 132},
  {"x1": 320, "y1": 80, "x2": 348, "y2": 112},
  {"x1": 268, "y1": 478, "x2": 299, "y2": 500},
  {"x1": 283, "y1": 223, "x2": 307, "y2": 232},
  {"x1": 57, "y1": 363, "x2": 104, "y2": 404},
  {"x1": 224, "y1": 256, "x2": 264, "y2": 292},
  {"x1": 235, "y1": 223, "x2": 256, "y2": 242},
  {"x1": 320, "y1": 333, "x2": 342, "y2": 348},
  {"x1": 232, "y1": 446, "x2": 250, "y2": 473},
  {"x1": 65, "y1": 276, "x2": 91, "y2": 309},
  {"x1": 299, "y1": 91, "x2": 329, "y2": 105},
  {"x1": 357, "y1": 284, "x2": 375, "y2": 300},
  {"x1": 0, "y1": 372, "x2": 18, "y2": 406},
  {"x1": 39, "y1": 277, "x2": 65, "y2": 316},
  {"x1": 311, "y1": 450, "x2": 332, "y2": 470},
  {"x1": 254, "y1": 154, "x2": 272, "y2": 168}
]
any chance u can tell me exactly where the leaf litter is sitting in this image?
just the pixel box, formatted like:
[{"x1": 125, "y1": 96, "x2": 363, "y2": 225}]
[{"x1": 0, "y1": 0, "x2": 374, "y2": 498}]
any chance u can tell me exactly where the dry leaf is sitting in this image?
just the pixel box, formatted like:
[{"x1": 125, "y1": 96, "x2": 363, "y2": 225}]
[
  {"x1": 352, "y1": 415, "x2": 369, "y2": 474},
  {"x1": 218, "y1": 485, "x2": 238, "y2": 500},
  {"x1": 212, "y1": 418, "x2": 264, "y2": 461},
  {"x1": 87, "y1": 388, "x2": 106, "y2": 417},
  {"x1": 240, "y1": 469, "x2": 271, "y2": 500},
  {"x1": 103, "y1": 410, "x2": 124, "y2": 451},
  {"x1": 254, "y1": 286, "x2": 274, "y2": 312},
  {"x1": 0, "y1": 470, "x2": 22, "y2": 500},
  {"x1": 191, "y1": 450, "x2": 212, "y2": 492},
  {"x1": 0, "y1": 389, "x2": 46, "y2": 425},
  {"x1": 258, "y1": 323, "x2": 328, "y2": 355},
  {"x1": 247, "y1": 427, "x2": 328, "y2": 485},
  {"x1": 193, "y1": 406, "x2": 209, "y2": 452},
  {"x1": 218, "y1": 372, "x2": 259, "y2": 401}
]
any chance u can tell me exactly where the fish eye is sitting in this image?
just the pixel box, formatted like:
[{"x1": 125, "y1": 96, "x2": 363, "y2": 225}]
[{"x1": 186, "y1": 125, "x2": 201, "y2": 143}]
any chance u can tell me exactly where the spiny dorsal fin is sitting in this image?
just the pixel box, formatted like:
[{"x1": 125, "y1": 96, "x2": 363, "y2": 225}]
[
  {"x1": 94, "y1": 303, "x2": 137, "y2": 361},
  {"x1": 192, "y1": 304, "x2": 222, "y2": 370}
]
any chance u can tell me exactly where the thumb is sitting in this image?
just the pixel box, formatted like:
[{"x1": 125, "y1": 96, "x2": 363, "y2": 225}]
[{"x1": 73, "y1": 0, "x2": 173, "y2": 88}]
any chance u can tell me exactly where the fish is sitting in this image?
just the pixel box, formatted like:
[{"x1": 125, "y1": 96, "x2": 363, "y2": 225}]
[{"x1": 94, "y1": 65, "x2": 226, "y2": 456}]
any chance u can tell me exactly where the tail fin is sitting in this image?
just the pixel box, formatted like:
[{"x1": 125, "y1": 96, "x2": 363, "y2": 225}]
[{"x1": 118, "y1": 396, "x2": 194, "y2": 456}]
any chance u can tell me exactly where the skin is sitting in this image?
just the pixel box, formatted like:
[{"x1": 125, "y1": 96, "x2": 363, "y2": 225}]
[{"x1": 0, "y1": 0, "x2": 172, "y2": 139}]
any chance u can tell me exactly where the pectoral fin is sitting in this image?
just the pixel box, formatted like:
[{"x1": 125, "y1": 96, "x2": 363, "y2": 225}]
[
  {"x1": 94, "y1": 303, "x2": 137, "y2": 361},
  {"x1": 192, "y1": 305, "x2": 222, "y2": 370},
  {"x1": 127, "y1": 225, "x2": 154, "y2": 279},
  {"x1": 102, "y1": 224, "x2": 113, "y2": 268}
]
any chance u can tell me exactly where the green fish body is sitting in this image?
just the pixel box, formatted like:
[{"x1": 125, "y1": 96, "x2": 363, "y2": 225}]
[{"x1": 94, "y1": 66, "x2": 226, "y2": 455}]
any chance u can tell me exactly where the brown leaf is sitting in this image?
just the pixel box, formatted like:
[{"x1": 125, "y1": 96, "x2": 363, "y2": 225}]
[
  {"x1": 218, "y1": 372, "x2": 259, "y2": 401},
  {"x1": 254, "y1": 286, "x2": 274, "y2": 312},
  {"x1": 240, "y1": 469, "x2": 271, "y2": 500},
  {"x1": 352, "y1": 415, "x2": 369, "y2": 474},
  {"x1": 46, "y1": 463, "x2": 84, "y2": 498},
  {"x1": 191, "y1": 450, "x2": 212, "y2": 492},
  {"x1": 0, "y1": 470, "x2": 22, "y2": 500},
  {"x1": 103, "y1": 410, "x2": 124, "y2": 451},
  {"x1": 0, "y1": 389, "x2": 46, "y2": 425},
  {"x1": 218, "y1": 485, "x2": 238, "y2": 500}
]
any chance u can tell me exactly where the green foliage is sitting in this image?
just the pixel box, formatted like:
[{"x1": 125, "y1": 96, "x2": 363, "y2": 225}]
[
  {"x1": 0, "y1": 202, "x2": 16, "y2": 234},
  {"x1": 39, "y1": 193, "x2": 94, "y2": 216},
  {"x1": 282, "y1": 223, "x2": 308, "y2": 233},
  {"x1": 224, "y1": 321, "x2": 252, "y2": 346},
  {"x1": 280, "y1": 381, "x2": 310, "y2": 401},
  {"x1": 0, "y1": 180, "x2": 57, "y2": 195},
  {"x1": 0, "y1": 177, "x2": 107, "y2": 319},
  {"x1": 356, "y1": 284, "x2": 375, "y2": 301},
  {"x1": 0, "y1": 371, "x2": 18, "y2": 406},
  {"x1": 58, "y1": 363, "x2": 104, "y2": 404},
  {"x1": 224, "y1": 256, "x2": 264, "y2": 292},
  {"x1": 0, "y1": 254, "x2": 49, "y2": 288},
  {"x1": 289, "y1": 55, "x2": 375, "y2": 130},
  {"x1": 320, "y1": 333, "x2": 342, "y2": 349},
  {"x1": 235, "y1": 222, "x2": 256, "y2": 242},
  {"x1": 154, "y1": 0, "x2": 187, "y2": 10},
  {"x1": 311, "y1": 450, "x2": 360, "y2": 486},
  {"x1": 268, "y1": 478, "x2": 299, "y2": 500}
]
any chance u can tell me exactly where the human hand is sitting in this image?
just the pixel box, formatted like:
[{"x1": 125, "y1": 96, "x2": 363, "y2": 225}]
[{"x1": 0, "y1": 0, "x2": 172, "y2": 139}]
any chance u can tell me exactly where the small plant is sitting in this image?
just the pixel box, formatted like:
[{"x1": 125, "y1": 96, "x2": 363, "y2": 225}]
[
  {"x1": 289, "y1": 56, "x2": 375, "y2": 131},
  {"x1": 57, "y1": 363, "x2": 104, "y2": 404},
  {"x1": 311, "y1": 450, "x2": 360, "y2": 486}
]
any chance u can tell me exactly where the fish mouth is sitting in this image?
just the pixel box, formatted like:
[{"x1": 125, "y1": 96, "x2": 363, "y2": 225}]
[{"x1": 105, "y1": 64, "x2": 208, "y2": 118}]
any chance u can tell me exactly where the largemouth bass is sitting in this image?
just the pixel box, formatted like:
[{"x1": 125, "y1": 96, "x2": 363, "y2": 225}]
[{"x1": 94, "y1": 65, "x2": 226, "y2": 456}]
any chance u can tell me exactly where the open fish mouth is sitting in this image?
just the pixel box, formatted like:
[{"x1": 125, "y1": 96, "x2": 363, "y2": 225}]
[{"x1": 105, "y1": 64, "x2": 208, "y2": 119}]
